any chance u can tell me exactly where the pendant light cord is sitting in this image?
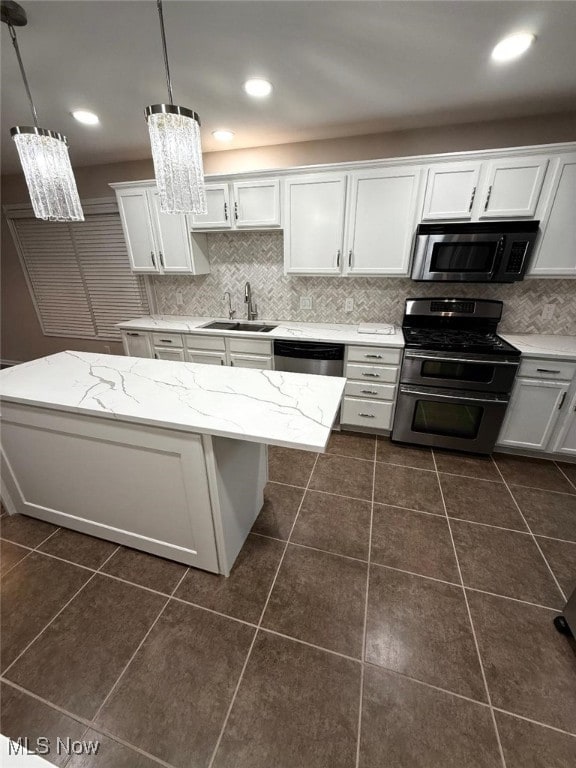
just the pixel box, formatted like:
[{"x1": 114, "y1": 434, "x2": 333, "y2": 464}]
[
  {"x1": 7, "y1": 22, "x2": 39, "y2": 127},
  {"x1": 156, "y1": 0, "x2": 174, "y2": 105}
]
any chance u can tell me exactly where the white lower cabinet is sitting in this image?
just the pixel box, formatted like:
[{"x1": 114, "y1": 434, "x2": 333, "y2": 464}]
[
  {"x1": 154, "y1": 347, "x2": 185, "y2": 362},
  {"x1": 552, "y1": 391, "x2": 576, "y2": 456},
  {"x1": 230, "y1": 354, "x2": 273, "y2": 370},
  {"x1": 122, "y1": 331, "x2": 154, "y2": 359},
  {"x1": 186, "y1": 351, "x2": 226, "y2": 366},
  {"x1": 341, "y1": 345, "x2": 400, "y2": 431},
  {"x1": 498, "y1": 378, "x2": 569, "y2": 451}
]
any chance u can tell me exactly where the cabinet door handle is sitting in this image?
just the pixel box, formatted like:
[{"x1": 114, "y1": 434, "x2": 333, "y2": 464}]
[
  {"x1": 361, "y1": 389, "x2": 378, "y2": 395},
  {"x1": 336, "y1": 249, "x2": 341, "y2": 267},
  {"x1": 234, "y1": 202, "x2": 239, "y2": 220},
  {"x1": 348, "y1": 249, "x2": 353, "y2": 267},
  {"x1": 159, "y1": 252, "x2": 164, "y2": 268},
  {"x1": 150, "y1": 251, "x2": 156, "y2": 268},
  {"x1": 126, "y1": 332, "x2": 140, "y2": 337},
  {"x1": 484, "y1": 185, "x2": 492, "y2": 211},
  {"x1": 468, "y1": 186, "x2": 476, "y2": 212},
  {"x1": 220, "y1": 359, "x2": 225, "y2": 365},
  {"x1": 362, "y1": 372, "x2": 380, "y2": 378},
  {"x1": 365, "y1": 354, "x2": 383, "y2": 359},
  {"x1": 224, "y1": 202, "x2": 228, "y2": 220},
  {"x1": 558, "y1": 392, "x2": 567, "y2": 410},
  {"x1": 537, "y1": 368, "x2": 561, "y2": 374},
  {"x1": 358, "y1": 413, "x2": 375, "y2": 418}
]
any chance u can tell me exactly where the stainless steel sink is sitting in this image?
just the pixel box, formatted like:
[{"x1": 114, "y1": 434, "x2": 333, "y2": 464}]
[{"x1": 202, "y1": 321, "x2": 277, "y2": 333}]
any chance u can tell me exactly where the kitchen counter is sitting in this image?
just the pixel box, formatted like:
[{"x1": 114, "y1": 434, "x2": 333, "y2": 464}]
[
  {"x1": 118, "y1": 315, "x2": 405, "y2": 348},
  {"x1": 0, "y1": 352, "x2": 345, "y2": 574},
  {"x1": 0, "y1": 350, "x2": 345, "y2": 452},
  {"x1": 501, "y1": 334, "x2": 576, "y2": 360}
]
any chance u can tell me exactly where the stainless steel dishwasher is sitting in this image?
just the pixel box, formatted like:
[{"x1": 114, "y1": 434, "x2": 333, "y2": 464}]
[{"x1": 273, "y1": 341, "x2": 345, "y2": 377}]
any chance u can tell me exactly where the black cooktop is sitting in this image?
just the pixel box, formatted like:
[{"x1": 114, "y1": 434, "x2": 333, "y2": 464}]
[{"x1": 402, "y1": 327, "x2": 521, "y2": 357}]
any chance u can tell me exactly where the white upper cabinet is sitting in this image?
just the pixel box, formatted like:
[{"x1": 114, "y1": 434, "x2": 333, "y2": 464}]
[
  {"x1": 232, "y1": 180, "x2": 280, "y2": 228},
  {"x1": 115, "y1": 188, "x2": 158, "y2": 272},
  {"x1": 112, "y1": 184, "x2": 210, "y2": 275},
  {"x1": 529, "y1": 153, "x2": 576, "y2": 276},
  {"x1": 421, "y1": 162, "x2": 481, "y2": 220},
  {"x1": 345, "y1": 167, "x2": 422, "y2": 275},
  {"x1": 190, "y1": 180, "x2": 280, "y2": 231},
  {"x1": 284, "y1": 174, "x2": 347, "y2": 275},
  {"x1": 477, "y1": 155, "x2": 549, "y2": 218},
  {"x1": 190, "y1": 184, "x2": 231, "y2": 229}
]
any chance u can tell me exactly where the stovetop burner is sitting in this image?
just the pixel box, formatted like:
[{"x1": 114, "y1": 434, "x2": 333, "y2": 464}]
[{"x1": 402, "y1": 327, "x2": 520, "y2": 356}]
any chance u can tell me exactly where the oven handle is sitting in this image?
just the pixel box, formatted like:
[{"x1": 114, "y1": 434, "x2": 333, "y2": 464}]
[
  {"x1": 400, "y1": 386, "x2": 509, "y2": 404},
  {"x1": 404, "y1": 352, "x2": 517, "y2": 366}
]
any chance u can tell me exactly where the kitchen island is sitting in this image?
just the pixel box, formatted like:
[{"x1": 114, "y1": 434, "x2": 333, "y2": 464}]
[{"x1": 0, "y1": 352, "x2": 345, "y2": 575}]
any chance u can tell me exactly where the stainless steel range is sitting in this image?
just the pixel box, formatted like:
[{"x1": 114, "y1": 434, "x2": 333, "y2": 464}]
[{"x1": 392, "y1": 298, "x2": 521, "y2": 454}]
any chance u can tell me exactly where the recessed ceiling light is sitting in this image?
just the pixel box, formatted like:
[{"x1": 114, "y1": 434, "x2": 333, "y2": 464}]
[
  {"x1": 243, "y1": 78, "x2": 273, "y2": 98},
  {"x1": 71, "y1": 109, "x2": 100, "y2": 125},
  {"x1": 212, "y1": 129, "x2": 235, "y2": 142},
  {"x1": 491, "y1": 32, "x2": 535, "y2": 62}
]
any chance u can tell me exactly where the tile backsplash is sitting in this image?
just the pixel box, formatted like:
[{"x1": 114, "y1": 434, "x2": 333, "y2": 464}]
[{"x1": 151, "y1": 232, "x2": 576, "y2": 335}]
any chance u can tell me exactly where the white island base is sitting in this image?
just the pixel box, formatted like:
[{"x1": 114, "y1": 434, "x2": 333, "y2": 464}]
[{"x1": 1, "y1": 403, "x2": 267, "y2": 576}]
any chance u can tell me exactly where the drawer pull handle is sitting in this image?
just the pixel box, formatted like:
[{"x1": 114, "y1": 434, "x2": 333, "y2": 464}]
[
  {"x1": 362, "y1": 373, "x2": 380, "y2": 378},
  {"x1": 160, "y1": 339, "x2": 173, "y2": 343},
  {"x1": 126, "y1": 332, "x2": 140, "y2": 337},
  {"x1": 358, "y1": 413, "x2": 375, "y2": 418},
  {"x1": 361, "y1": 389, "x2": 378, "y2": 395},
  {"x1": 365, "y1": 354, "x2": 383, "y2": 359},
  {"x1": 536, "y1": 368, "x2": 561, "y2": 374}
]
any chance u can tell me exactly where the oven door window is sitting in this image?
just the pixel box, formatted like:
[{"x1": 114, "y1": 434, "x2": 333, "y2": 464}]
[
  {"x1": 431, "y1": 242, "x2": 496, "y2": 274},
  {"x1": 412, "y1": 399, "x2": 483, "y2": 439},
  {"x1": 421, "y1": 360, "x2": 494, "y2": 384}
]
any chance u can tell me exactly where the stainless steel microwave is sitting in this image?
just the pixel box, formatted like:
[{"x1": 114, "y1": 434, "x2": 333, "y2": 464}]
[{"x1": 411, "y1": 221, "x2": 539, "y2": 283}]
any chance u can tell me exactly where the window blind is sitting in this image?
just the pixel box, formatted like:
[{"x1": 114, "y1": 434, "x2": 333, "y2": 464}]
[{"x1": 11, "y1": 213, "x2": 149, "y2": 341}]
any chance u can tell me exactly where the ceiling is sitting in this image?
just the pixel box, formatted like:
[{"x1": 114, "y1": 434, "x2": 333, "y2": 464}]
[{"x1": 2, "y1": 0, "x2": 576, "y2": 173}]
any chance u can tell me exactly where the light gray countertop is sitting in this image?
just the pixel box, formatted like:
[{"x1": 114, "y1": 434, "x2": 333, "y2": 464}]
[
  {"x1": 0, "y1": 351, "x2": 346, "y2": 451},
  {"x1": 117, "y1": 315, "x2": 405, "y2": 348},
  {"x1": 501, "y1": 334, "x2": 576, "y2": 360}
]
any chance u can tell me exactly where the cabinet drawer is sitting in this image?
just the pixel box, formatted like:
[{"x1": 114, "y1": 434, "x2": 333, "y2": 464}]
[
  {"x1": 341, "y1": 398, "x2": 393, "y2": 430},
  {"x1": 345, "y1": 362, "x2": 399, "y2": 383},
  {"x1": 230, "y1": 354, "x2": 273, "y2": 370},
  {"x1": 347, "y1": 346, "x2": 401, "y2": 365},
  {"x1": 152, "y1": 332, "x2": 183, "y2": 347},
  {"x1": 345, "y1": 381, "x2": 396, "y2": 401},
  {"x1": 228, "y1": 338, "x2": 272, "y2": 356},
  {"x1": 184, "y1": 334, "x2": 226, "y2": 352},
  {"x1": 518, "y1": 359, "x2": 576, "y2": 381}
]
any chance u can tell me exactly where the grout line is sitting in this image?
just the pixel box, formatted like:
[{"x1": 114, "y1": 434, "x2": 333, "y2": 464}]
[
  {"x1": 506, "y1": 480, "x2": 576, "y2": 498},
  {"x1": 207, "y1": 453, "x2": 320, "y2": 768},
  {"x1": 169, "y1": 594, "x2": 258, "y2": 629},
  {"x1": 555, "y1": 461, "x2": 576, "y2": 492},
  {"x1": 2, "y1": 572, "x2": 98, "y2": 678},
  {"x1": 432, "y1": 448, "x2": 508, "y2": 768},
  {"x1": 492, "y1": 462, "x2": 568, "y2": 603},
  {"x1": 259, "y1": 627, "x2": 361, "y2": 664},
  {"x1": 355, "y1": 435, "x2": 376, "y2": 768},
  {"x1": 89, "y1": 566, "x2": 190, "y2": 726},
  {"x1": 491, "y1": 706, "x2": 576, "y2": 739},
  {"x1": 463, "y1": 586, "x2": 563, "y2": 613},
  {"x1": 86, "y1": 725, "x2": 177, "y2": 768},
  {"x1": 286, "y1": 539, "x2": 368, "y2": 565},
  {"x1": 362, "y1": 659, "x2": 492, "y2": 710},
  {"x1": 445, "y1": 516, "x2": 532, "y2": 536}
]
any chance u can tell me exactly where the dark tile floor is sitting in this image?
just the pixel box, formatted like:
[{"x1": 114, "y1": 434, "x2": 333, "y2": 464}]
[{"x1": 1, "y1": 434, "x2": 576, "y2": 767}]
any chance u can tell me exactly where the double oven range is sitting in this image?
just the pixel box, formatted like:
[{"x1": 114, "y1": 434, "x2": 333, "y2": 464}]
[{"x1": 392, "y1": 298, "x2": 520, "y2": 455}]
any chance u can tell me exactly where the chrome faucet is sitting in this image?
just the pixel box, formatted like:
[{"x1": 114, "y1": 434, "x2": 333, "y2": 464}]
[
  {"x1": 244, "y1": 282, "x2": 258, "y2": 321},
  {"x1": 224, "y1": 291, "x2": 236, "y2": 319}
]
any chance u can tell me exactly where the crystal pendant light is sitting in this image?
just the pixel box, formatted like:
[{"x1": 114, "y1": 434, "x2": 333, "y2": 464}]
[
  {"x1": 145, "y1": 0, "x2": 207, "y2": 215},
  {"x1": 1, "y1": 1, "x2": 84, "y2": 222}
]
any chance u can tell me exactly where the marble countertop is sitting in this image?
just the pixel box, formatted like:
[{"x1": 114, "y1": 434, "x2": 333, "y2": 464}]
[
  {"x1": 0, "y1": 351, "x2": 346, "y2": 451},
  {"x1": 118, "y1": 315, "x2": 405, "y2": 347},
  {"x1": 501, "y1": 334, "x2": 576, "y2": 360}
]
